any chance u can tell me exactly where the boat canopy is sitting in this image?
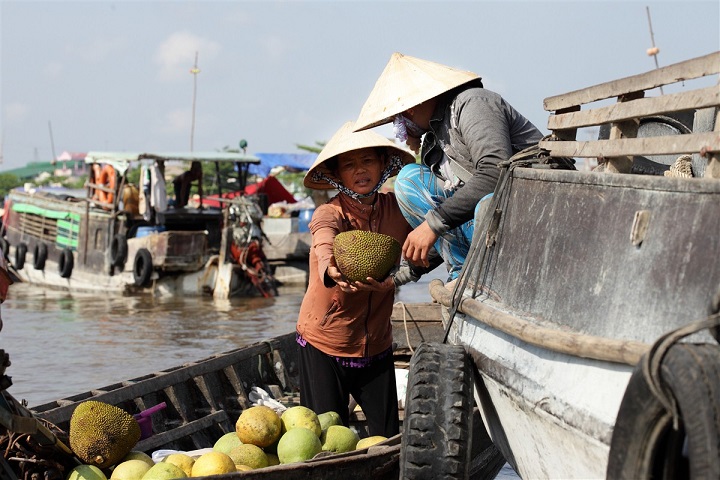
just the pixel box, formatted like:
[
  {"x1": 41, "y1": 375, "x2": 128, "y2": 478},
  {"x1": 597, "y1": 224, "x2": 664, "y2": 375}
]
[
  {"x1": 252, "y1": 153, "x2": 317, "y2": 177},
  {"x1": 84, "y1": 151, "x2": 261, "y2": 175}
]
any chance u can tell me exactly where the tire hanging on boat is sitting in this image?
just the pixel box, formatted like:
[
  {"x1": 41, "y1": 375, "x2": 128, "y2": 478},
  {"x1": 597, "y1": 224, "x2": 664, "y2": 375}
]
[
  {"x1": 33, "y1": 243, "x2": 47, "y2": 270},
  {"x1": 110, "y1": 234, "x2": 128, "y2": 268},
  {"x1": 0, "y1": 238, "x2": 8, "y2": 260},
  {"x1": 607, "y1": 343, "x2": 720, "y2": 479},
  {"x1": 58, "y1": 248, "x2": 74, "y2": 278},
  {"x1": 133, "y1": 248, "x2": 153, "y2": 287},
  {"x1": 15, "y1": 243, "x2": 27, "y2": 270},
  {"x1": 400, "y1": 342, "x2": 474, "y2": 479}
]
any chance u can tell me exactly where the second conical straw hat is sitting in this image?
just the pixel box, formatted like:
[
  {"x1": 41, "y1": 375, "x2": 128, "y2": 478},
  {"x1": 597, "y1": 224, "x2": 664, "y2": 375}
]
[
  {"x1": 354, "y1": 52, "x2": 480, "y2": 132},
  {"x1": 303, "y1": 121, "x2": 415, "y2": 190}
]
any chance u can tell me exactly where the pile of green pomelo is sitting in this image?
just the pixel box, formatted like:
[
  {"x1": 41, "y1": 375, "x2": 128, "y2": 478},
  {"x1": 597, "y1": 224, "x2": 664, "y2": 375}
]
[{"x1": 68, "y1": 405, "x2": 388, "y2": 480}]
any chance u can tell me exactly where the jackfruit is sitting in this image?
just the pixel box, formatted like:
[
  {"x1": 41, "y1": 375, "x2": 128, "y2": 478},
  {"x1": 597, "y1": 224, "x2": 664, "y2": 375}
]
[
  {"x1": 333, "y1": 231, "x2": 401, "y2": 282},
  {"x1": 69, "y1": 400, "x2": 141, "y2": 469}
]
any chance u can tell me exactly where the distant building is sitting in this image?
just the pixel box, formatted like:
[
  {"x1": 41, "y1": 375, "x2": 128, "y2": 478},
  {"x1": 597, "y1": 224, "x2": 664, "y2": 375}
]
[{"x1": 1, "y1": 151, "x2": 88, "y2": 180}]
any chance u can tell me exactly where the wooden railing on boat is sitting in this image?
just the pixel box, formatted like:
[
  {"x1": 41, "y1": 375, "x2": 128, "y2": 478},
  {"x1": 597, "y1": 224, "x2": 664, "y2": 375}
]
[{"x1": 539, "y1": 51, "x2": 720, "y2": 176}]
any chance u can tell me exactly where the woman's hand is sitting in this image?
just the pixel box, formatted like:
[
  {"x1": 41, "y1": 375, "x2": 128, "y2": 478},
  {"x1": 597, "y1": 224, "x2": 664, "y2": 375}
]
[
  {"x1": 327, "y1": 265, "x2": 358, "y2": 292},
  {"x1": 403, "y1": 221, "x2": 438, "y2": 268},
  {"x1": 327, "y1": 265, "x2": 395, "y2": 293},
  {"x1": 350, "y1": 275, "x2": 395, "y2": 292}
]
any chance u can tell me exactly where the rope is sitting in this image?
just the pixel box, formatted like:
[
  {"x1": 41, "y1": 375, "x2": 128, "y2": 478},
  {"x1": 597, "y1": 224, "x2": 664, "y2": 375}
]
[
  {"x1": 393, "y1": 301, "x2": 415, "y2": 354},
  {"x1": 431, "y1": 279, "x2": 650, "y2": 365},
  {"x1": 442, "y1": 140, "x2": 567, "y2": 343},
  {"x1": 641, "y1": 313, "x2": 720, "y2": 429}
]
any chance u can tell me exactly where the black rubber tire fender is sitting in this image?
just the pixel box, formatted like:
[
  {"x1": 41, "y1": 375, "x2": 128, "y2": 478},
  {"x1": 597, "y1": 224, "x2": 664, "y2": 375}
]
[
  {"x1": 0, "y1": 238, "x2": 8, "y2": 260},
  {"x1": 607, "y1": 343, "x2": 720, "y2": 479},
  {"x1": 58, "y1": 248, "x2": 74, "y2": 278},
  {"x1": 133, "y1": 248, "x2": 153, "y2": 287},
  {"x1": 33, "y1": 243, "x2": 47, "y2": 270},
  {"x1": 110, "y1": 234, "x2": 128, "y2": 268},
  {"x1": 15, "y1": 243, "x2": 27, "y2": 270},
  {"x1": 400, "y1": 342, "x2": 474, "y2": 479}
]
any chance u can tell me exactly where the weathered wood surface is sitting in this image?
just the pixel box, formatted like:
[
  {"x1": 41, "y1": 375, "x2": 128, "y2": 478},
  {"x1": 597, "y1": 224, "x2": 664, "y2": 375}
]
[
  {"x1": 539, "y1": 131, "x2": 719, "y2": 158},
  {"x1": 430, "y1": 280, "x2": 649, "y2": 365},
  {"x1": 391, "y1": 302, "x2": 443, "y2": 354},
  {"x1": 547, "y1": 85, "x2": 720, "y2": 130},
  {"x1": 539, "y1": 51, "x2": 719, "y2": 168},
  {"x1": 27, "y1": 331, "x2": 407, "y2": 479},
  {"x1": 543, "y1": 51, "x2": 720, "y2": 112}
]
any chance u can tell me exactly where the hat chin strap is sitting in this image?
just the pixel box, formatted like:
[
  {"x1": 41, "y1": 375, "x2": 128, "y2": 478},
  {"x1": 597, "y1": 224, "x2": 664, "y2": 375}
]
[{"x1": 312, "y1": 155, "x2": 404, "y2": 202}]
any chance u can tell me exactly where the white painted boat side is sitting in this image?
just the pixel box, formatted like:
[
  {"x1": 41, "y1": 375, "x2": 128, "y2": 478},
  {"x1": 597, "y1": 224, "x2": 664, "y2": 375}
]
[{"x1": 451, "y1": 313, "x2": 633, "y2": 479}]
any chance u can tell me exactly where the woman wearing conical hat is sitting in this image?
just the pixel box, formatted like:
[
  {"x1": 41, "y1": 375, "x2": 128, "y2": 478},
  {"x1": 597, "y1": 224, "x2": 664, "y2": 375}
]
[
  {"x1": 295, "y1": 121, "x2": 415, "y2": 437},
  {"x1": 354, "y1": 53, "x2": 543, "y2": 286}
]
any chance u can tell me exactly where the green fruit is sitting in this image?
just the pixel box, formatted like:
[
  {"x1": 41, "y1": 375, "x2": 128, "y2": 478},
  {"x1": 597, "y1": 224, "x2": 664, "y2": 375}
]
[
  {"x1": 110, "y1": 459, "x2": 151, "y2": 480},
  {"x1": 69, "y1": 401, "x2": 141, "y2": 469},
  {"x1": 119, "y1": 451, "x2": 154, "y2": 469},
  {"x1": 333, "y1": 231, "x2": 401, "y2": 282},
  {"x1": 160, "y1": 453, "x2": 194, "y2": 477},
  {"x1": 212, "y1": 431, "x2": 243, "y2": 455},
  {"x1": 320, "y1": 425, "x2": 359, "y2": 453},
  {"x1": 317, "y1": 411, "x2": 342, "y2": 432},
  {"x1": 141, "y1": 462, "x2": 187, "y2": 480},
  {"x1": 356, "y1": 435, "x2": 388, "y2": 449},
  {"x1": 67, "y1": 465, "x2": 107, "y2": 480},
  {"x1": 277, "y1": 427, "x2": 322, "y2": 464},
  {"x1": 227, "y1": 444, "x2": 268, "y2": 469},
  {"x1": 280, "y1": 406, "x2": 321, "y2": 437},
  {"x1": 236, "y1": 405, "x2": 282, "y2": 448}
]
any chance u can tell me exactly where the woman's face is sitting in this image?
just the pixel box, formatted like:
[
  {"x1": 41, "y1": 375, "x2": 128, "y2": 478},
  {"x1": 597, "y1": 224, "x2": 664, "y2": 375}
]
[{"x1": 336, "y1": 148, "x2": 385, "y2": 202}]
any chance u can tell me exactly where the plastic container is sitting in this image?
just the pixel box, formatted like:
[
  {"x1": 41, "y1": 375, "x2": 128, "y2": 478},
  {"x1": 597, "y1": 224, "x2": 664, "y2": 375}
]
[
  {"x1": 298, "y1": 209, "x2": 315, "y2": 233},
  {"x1": 135, "y1": 226, "x2": 166, "y2": 238}
]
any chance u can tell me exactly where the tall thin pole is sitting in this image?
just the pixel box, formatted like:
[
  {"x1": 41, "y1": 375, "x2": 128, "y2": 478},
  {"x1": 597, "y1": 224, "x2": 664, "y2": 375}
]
[
  {"x1": 645, "y1": 6, "x2": 664, "y2": 94},
  {"x1": 190, "y1": 51, "x2": 200, "y2": 152},
  {"x1": 48, "y1": 120, "x2": 57, "y2": 165}
]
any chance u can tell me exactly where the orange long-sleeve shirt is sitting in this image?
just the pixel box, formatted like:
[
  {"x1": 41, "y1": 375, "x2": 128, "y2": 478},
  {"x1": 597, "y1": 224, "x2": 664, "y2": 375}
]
[{"x1": 296, "y1": 192, "x2": 412, "y2": 357}]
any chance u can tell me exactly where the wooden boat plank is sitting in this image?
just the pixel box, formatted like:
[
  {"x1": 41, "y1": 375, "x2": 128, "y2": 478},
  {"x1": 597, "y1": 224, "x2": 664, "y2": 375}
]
[
  {"x1": 538, "y1": 131, "x2": 719, "y2": 158},
  {"x1": 135, "y1": 410, "x2": 230, "y2": 452},
  {"x1": 547, "y1": 85, "x2": 720, "y2": 130},
  {"x1": 543, "y1": 51, "x2": 720, "y2": 111},
  {"x1": 33, "y1": 337, "x2": 290, "y2": 424}
]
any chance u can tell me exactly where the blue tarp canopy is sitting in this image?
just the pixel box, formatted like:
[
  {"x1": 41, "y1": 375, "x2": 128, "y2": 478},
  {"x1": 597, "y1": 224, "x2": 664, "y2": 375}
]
[{"x1": 251, "y1": 153, "x2": 317, "y2": 177}]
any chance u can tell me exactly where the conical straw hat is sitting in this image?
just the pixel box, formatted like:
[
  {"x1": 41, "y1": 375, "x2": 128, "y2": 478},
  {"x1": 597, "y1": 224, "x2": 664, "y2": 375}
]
[
  {"x1": 304, "y1": 121, "x2": 415, "y2": 190},
  {"x1": 354, "y1": 52, "x2": 480, "y2": 132}
]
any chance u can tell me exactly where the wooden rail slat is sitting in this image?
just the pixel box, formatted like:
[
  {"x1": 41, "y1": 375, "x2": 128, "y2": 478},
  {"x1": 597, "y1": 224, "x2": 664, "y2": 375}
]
[
  {"x1": 548, "y1": 86, "x2": 720, "y2": 130},
  {"x1": 135, "y1": 410, "x2": 229, "y2": 452},
  {"x1": 544, "y1": 51, "x2": 720, "y2": 112},
  {"x1": 539, "y1": 131, "x2": 719, "y2": 158}
]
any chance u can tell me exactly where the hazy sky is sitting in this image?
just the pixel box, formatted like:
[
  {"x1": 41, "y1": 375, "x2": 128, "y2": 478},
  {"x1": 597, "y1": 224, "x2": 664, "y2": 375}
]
[{"x1": 1, "y1": 0, "x2": 718, "y2": 171}]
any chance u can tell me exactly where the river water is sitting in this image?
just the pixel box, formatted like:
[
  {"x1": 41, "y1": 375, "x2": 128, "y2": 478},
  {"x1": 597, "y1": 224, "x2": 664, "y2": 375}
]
[{"x1": 0, "y1": 269, "x2": 517, "y2": 478}]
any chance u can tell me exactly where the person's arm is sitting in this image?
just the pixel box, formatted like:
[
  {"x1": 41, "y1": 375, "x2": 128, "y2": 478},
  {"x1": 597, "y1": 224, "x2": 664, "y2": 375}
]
[
  {"x1": 310, "y1": 207, "x2": 355, "y2": 290},
  {"x1": 432, "y1": 94, "x2": 513, "y2": 232}
]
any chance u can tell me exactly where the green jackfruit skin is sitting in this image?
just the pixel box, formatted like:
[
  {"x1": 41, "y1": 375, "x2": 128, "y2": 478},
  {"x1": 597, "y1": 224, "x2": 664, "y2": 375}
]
[
  {"x1": 333, "y1": 231, "x2": 401, "y2": 282},
  {"x1": 69, "y1": 400, "x2": 141, "y2": 469}
]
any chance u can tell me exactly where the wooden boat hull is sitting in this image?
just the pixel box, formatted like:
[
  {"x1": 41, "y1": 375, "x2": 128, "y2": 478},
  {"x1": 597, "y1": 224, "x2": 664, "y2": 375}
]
[
  {"x1": 2, "y1": 190, "x2": 274, "y2": 298},
  {"x1": 423, "y1": 52, "x2": 720, "y2": 479},
  {"x1": 2, "y1": 303, "x2": 505, "y2": 479},
  {"x1": 433, "y1": 166, "x2": 720, "y2": 478}
]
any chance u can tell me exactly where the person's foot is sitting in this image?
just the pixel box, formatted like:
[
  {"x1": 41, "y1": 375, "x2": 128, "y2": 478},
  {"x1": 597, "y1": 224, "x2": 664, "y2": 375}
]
[{"x1": 444, "y1": 277, "x2": 459, "y2": 291}]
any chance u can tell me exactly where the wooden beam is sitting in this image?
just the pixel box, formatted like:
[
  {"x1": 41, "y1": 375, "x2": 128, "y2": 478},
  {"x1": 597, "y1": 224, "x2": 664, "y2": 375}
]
[
  {"x1": 544, "y1": 51, "x2": 720, "y2": 112},
  {"x1": 539, "y1": 131, "x2": 720, "y2": 158},
  {"x1": 548, "y1": 85, "x2": 720, "y2": 130}
]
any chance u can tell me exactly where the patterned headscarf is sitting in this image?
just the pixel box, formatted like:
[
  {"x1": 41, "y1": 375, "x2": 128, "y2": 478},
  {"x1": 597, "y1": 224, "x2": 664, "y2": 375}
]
[{"x1": 311, "y1": 155, "x2": 405, "y2": 202}]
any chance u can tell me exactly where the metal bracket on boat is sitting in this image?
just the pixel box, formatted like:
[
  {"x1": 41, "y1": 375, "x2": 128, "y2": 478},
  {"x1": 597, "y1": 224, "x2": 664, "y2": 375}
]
[{"x1": 630, "y1": 210, "x2": 651, "y2": 247}]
